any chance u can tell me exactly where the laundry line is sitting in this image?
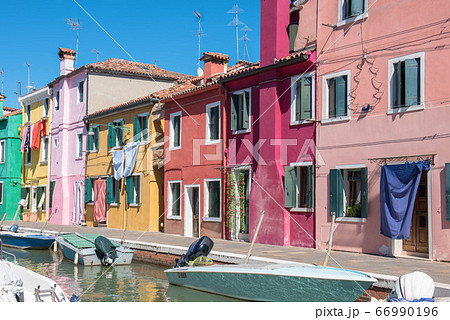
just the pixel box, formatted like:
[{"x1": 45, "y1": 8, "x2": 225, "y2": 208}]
[{"x1": 88, "y1": 122, "x2": 131, "y2": 134}]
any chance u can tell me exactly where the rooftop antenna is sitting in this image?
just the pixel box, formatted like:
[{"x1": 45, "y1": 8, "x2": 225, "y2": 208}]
[
  {"x1": 240, "y1": 25, "x2": 253, "y2": 61},
  {"x1": 25, "y1": 62, "x2": 35, "y2": 93},
  {"x1": 0, "y1": 68, "x2": 4, "y2": 93},
  {"x1": 91, "y1": 48, "x2": 99, "y2": 63},
  {"x1": 227, "y1": 4, "x2": 245, "y2": 62},
  {"x1": 194, "y1": 10, "x2": 206, "y2": 76},
  {"x1": 13, "y1": 92, "x2": 18, "y2": 108},
  {"x1": 66, "y1": 18, "x2": 81, "y2": 67}
]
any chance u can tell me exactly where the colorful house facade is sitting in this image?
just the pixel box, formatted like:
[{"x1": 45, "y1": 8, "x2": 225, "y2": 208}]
[
  {"x1": 0, "y1": 95, "x2": 22, "y2": 221},
  {"x1": 314, "y1": 0, "x2": 450, "y2": 261},
  {"x1": 18, "y1": 87, "x2": 51, "y2": 222}
]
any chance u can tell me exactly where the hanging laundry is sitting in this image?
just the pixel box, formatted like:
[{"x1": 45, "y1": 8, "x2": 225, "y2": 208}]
[
  {"x1": 73, "y1": 181, "x2": 84, "y2": 225},
  {"x1": 94, "y1": 179, "x2": 107, "y2": 222},
  {"x1": 20, "y1": 125, "x2": 29, "y2": 152},
  {"x1": 41, "y1": 120, "x2": 47, "y2": 136},
  {"x1": 124, "y1": 141, "x2": 140, "y2": 178},
  {"x1": 31, "y1": 120, "x2": 42, "y2": 149},
  {"x1": 112, "y1": 149, "x2": 124, "y2": 181}
]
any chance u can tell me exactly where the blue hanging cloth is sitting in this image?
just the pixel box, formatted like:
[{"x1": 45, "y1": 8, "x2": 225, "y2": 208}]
[{"x1": 380, "y1": 161, "x2": 430, "y2": 239}]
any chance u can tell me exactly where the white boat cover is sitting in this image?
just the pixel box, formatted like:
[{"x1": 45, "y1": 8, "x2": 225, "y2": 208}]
[
  {"x1": 0, "y1": 260, "x2": 24, "y2": 302},
  {"x1": 389, "y1": 271, "x2": 435, "y2": 301}
]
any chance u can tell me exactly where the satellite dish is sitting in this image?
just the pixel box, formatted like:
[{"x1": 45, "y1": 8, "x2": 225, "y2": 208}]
[{"x1": 197, "y1": 67, "x2": 204, "y2": 77}]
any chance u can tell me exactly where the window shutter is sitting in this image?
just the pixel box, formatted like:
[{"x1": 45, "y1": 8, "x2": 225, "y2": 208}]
[
  {"x1": 107, "y1": 123, "x2": 115, "y2": 148},
  {"x1": 118, "y1": 120, "x2": 124, "y2": 146},
  {"x1": 329, "y1": 169, "x2": 344, "y2": 217},
  {"x1": 126, "y1": 176, "x2": 134, "y2": 204},
  {"x1": 300, "y1": 77, "x2": 312, "y2": 120},
  {"x1": 231, "y1": 95, "x2": 238, "y2": 131},
  {"x1": 84, "y1": 178, "x2": 92, "y2": 203},
  {"x1": 173, "y1": 184, "x2": 181, "y2": 216},
  {"x1": 94, "y1": 127, "x2": 99, "y2": 150},
  {"x1": 88, "y1": 127, "x2": 94, "y2": 151},
  {"x1": 351, "y1": 0, "x2": 364, "y2": 16},
  {"x1": 21, "y1": 187, "x2": 28, "y2": 200},
  {"x1": 210, "y1": 107, "x2": 220, "y2": 140},
  {"x1": 289, "y1": 23, "x2": 299, "y2": 53},
  {"x1": 405, "y1": 58, "x2": 420, "y2": 107},
  {"x1": 143, "y1": 116, "x2": 149, "y2": 141},
  {"x1": 209, "y1": 182, "x2": 220, "y2": 218},
  {"x1": 306, "y1": 165, "x2": 315, "y2": 209},
  {"x1": 242, "y1": 91, "x2": 250, "y2": 129},
  {"x1": 106, "y1": 177, "x2": 114, "y2": 204},
  {"x1": 445, "y1": 164, "x2": 450, "y2": 221},
  {"x1": 284, "y1": 166, "x2": 297, "y2": 208},
  {"x1": 295, "y1": 81, "x2": 301, "y2": 121},
  {"x1": 49, "y1": 181, "x2": 55, "y2": 208},
  {"x1": 135, "y1": 176, "x2": 141, "y2": 204},
  {"x1": 37, "y1": 187, "x2": 43, "y2": 210},
  {"x1": 360, "y1": 167, "x2": 368, "y2": 218},
  {"x1": 394, "y1": 62, "x2": 403, "y2": 107},
  {"x1": 133, "y1": 116, "x2": 141, "y2": 142},
  {"x1": 342, "y1": 0, "x2": 349, "y2": 19},
  {"x1": 174, "y1": 116, "x2": 181, "y2": 147},
  {"x1": 334, "y1": 76, "x2": 347, "y2": 117}
]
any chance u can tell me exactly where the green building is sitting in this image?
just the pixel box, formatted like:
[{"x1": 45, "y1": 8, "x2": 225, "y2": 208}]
[{"x1": 0, "y1": 94, "x2": 23, "y2": 221}]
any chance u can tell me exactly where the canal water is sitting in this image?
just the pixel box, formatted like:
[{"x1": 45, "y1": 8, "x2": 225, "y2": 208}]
[{"x1": 6, "y1": 248, "x2": 240, "y2": 302}]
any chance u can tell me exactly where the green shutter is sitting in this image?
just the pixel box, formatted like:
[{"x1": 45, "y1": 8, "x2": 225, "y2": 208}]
[
  {"x1": 405, "y1": 58, "x2": 420, "y2": 107},
  {"x1": 306, "y1": 165, "x2": 315, "y2": 209},
  {"x1": 88, "y1": 127, "x2": 94, "y2": 151},
  {"x1": 49, "y1": 181, "x2": 55, "y2": 208},
  {"x1": 84, "y1": 178, "x2": 92, "y2": 203},
  {"x1": 289, "y1": 23, "x2": 299, "y2": 53},
  {"x1": 295, "y1": 81, "x2": 301, "y2": 121},
  {"x1": 106, "y1": 177, "x2": 114, "y2": 204},
  {"x1": 342, "y1": 0, "x2": 349, "y2": 18},
  {"x1": 334, "y1": 76, "x2": 347, "y2": 117},
  {"x1": 136, "y1": 176, "x2": 141, "y2": 204},
  {"x1": 242, "y1": 91, "x2": 250, "y2": 129},
  {"x1": 143, "y1": 116, "x2": 149, "y2": 141},
  {"x1": 21, "y1": 187, "x2": 28, "y2": 200},
  {"x1": 231, "y1": 94, "x2": 238, "y2": 131},
  {"x1": 360, "y1": 167, "x2": 368, "y2": 218},
  {"x1": 94, "y1": 126, "x2": 99, "y2": 150},
  {"x1": 284, "y1": 166, "x2": 297, "y2": 208},
  {"x1": 445, "y1": 164, "x2": 450, "y2": 221},
  {"x1": 300, "y1": 77, "x2": 312, "y2": 120},
  {"x1": 37, "y1": 187, "x2": 43, "y2": 210},
  {"x1": 118, "y1": 120, "x2": 124, "y2": 146},
  {"x1": 394, "y1": 62, "x2": 403, "y2": 107},
  {"x1": 351, "y1": 0, "x2": 364, "y2": 16},
  {"x1": 134, "y1": 116, "x2": 141, "y2": 142},
  {"x1": 126, "y1": 176, "x2": 134, "y2": 204},
  {"x1": 329, "y1": 169, "x2": 344, "y2": 217},
  {"x1": 107, "y1": 123, "x2": 115, "y2": 148}
]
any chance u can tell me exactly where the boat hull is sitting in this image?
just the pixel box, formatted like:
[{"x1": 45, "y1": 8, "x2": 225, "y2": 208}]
[
  {"x1": 0, "y1": 233, "x2": 55, "y2": 250},
  {"x1": 165, "y1": 264, "x2": 376, "y2": 302}
]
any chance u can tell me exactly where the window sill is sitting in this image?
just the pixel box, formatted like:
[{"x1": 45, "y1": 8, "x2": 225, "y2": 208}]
[
  {"x1": 203, "y1": 217, "x2": 221, "y2": 222},
  {"x1": 232, "y1": 129, "x2": 251, "y2": 135},
  {"x1": 109, "y1": 203, "x2": 120, "y2": 207},
  {"x1": 40, "y1": 161, "x2": 48, "y2": 165},
  {"x1": 139, "y1": 141, "x2": 150, "y2": 146},
  {"x1": 129, "y1": 204, "x2": 140, "y2": 207},
  {"x1": 290, "y1": 119, "x2": 315, "y2": 126},
  {"x1": 75, "y1": 157, "x2": 83, "y2": 160},
  {"x1": 321, "y1": 115, "x2": 351, "y2": 124},
  {"x1": 169, "y1": 146, "x2": 181, "y2": 151},
  {"x1": 337, "y1": 12, "x2": 368, "y2": 28},
  {"x1": 387, "y1": 104, "x2": 424, "y2": 115},
  {"x1": 167, "y1": 215, "x2": 182, "y2": 220},
  {"x1": 41, "y1": 116, "x2": 49, "y2": 120},
  {"x1": 24, "y1": 163, "x2": 32, "y2": 167},
  {"x1": 88, "y1": 150, "x2": 99, "y2": 154},
  {"x1": 290, "y1": 208, "x2": 314, "y2": 213},
  {"x1": 87, "y1": 202, "x2": 94, "y2": 206},
  {"x1": 24, "y1": 121, "x2": 31, "y2": 125},
  {"x1": 205, "y1": 139, "x2": 221, "y2": 145},
  {"x1": 336, "y1": 217, "x2": 367, "y2": 223}
]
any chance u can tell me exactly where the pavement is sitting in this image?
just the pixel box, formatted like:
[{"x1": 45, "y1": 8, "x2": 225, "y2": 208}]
[{"x1": 3, "y1": 221, "x2": 450, "y2": 296}]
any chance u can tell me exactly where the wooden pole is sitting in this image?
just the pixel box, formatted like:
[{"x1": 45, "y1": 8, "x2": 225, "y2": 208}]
[
  {"x1": 40, "y1": 210, "x2": 56, "y2": 233},
  {"x1": 244, "y1": 211, "x2": 265, "y2": 264},
  {"x1": 323, "y1": 212, "x2": 336, "y2": 267},
  {"x1": 0, "y1": 213, "x2": 7, "y2": 230},
  {"x1": 11, "y1": 195, "x2": 27, "y2": 225}
]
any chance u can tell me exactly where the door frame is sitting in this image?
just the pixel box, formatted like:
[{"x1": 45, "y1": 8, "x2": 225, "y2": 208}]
[
  {"x1": 184, "y1": 184, "x2": 201, "y2": 238},
  {"x1": 231, "y1": 166, "x2": 252, "y2": 239}
]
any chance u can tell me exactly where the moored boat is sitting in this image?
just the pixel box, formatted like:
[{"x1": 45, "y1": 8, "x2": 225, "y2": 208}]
[{"x1": 0, "y1": 231, "x2": 55, "y2": 250}]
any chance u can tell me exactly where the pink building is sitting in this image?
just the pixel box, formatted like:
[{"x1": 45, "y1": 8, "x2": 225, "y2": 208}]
[{"x1": 315, "y1": 0, "x2": 450, "y2": 261}]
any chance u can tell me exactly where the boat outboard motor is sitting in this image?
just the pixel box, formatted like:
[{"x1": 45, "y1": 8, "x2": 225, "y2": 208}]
[
  {"x1": 94, "y1": 236, "x2": 118, "y2": 266},
  {"x1": 388, "y1": 271, "x2": 435, "y2": 302},
  {"x1": 175, "y1": 236, "x2": 214, "y2": 268},
  {"x1": 9, "y1": 224, "x2": 19, "y2": 233}
]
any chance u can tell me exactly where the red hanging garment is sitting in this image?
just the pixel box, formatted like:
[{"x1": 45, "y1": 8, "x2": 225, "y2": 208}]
[
  {"x1": 94, "y1": 179, "x2": 107, "y2": 222},
  {"x1": 31, "y1": 121, "x2": 42, "y2": 149}
]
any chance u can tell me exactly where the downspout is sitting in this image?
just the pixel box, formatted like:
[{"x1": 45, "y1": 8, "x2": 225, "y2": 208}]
[
  {"x1": 220, "y1": 82, "x2": 228, "y2": 240},
  {"x1": 83, "y1": 73, "x2": 89, "y2": 225},
  {"x1": 47, "y1": 86, "x2": 52, "y2": 221}
]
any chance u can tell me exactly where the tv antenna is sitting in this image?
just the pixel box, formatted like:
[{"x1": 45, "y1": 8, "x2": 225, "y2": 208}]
[
  {"x1": 25, "y1": 62, "x2": 35, "y2": 93},
  {"x1": 194, "y1": 10, "x2": 206, "y2": 75},
  {"x1": 240, "y1": 26, "x2": 253, "y2": 61},
  {"x1": 0, "y1": 68, "x2": 4, "y2": 93},
  {"x1": 66, "y1": 18, "x2": 81, "y2": 67},
  {"x1": 92, "y1": 48, "x2": 100, "y2": 63},
  {"x1": 227, "y1": 4, "x2": 245, "y2": 61}
]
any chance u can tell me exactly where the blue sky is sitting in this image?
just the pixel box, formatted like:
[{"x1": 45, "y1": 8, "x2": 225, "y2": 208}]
[{"x1": 0, "y1": 0, "x2": 260, "y2": 107}]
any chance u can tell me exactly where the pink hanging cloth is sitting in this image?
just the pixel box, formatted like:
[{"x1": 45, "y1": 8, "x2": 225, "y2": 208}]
[{"x1": 94, "y1": 179, "x2": 107, "y2": 222}]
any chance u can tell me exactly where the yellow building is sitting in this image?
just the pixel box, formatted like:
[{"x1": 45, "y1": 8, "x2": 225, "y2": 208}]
[
  {"x1": 18, "y1": 87, "x2": 52, "y2": 222},
  {"x1": 84, "y1": 96, "x2": 164, "y2": 232}
]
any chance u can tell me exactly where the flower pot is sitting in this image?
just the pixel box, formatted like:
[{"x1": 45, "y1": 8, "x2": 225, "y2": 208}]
[
  {"x1": 28, "y1": 213, "x2": 38, "y2": 222},
  {"x1": 22, "y1": 214, "x2": 30, "y2": 222}
]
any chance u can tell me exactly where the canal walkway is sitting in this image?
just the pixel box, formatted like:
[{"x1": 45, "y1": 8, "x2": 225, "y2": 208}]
[{"x1": 4, "y1": 221, "x2": 450, "y2": 296}]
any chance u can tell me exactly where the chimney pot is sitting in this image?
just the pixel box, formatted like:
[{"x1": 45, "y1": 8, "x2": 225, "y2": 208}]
[
  {"x1": 200, "y1": 52, "x2": 230, "y2": 83},
  {"x1": 58, "y1": 47, "x2": 76, "y2": 76}
]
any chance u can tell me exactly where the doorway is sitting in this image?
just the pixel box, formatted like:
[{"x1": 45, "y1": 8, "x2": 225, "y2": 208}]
[
  {"x1": 184, "y1": 185, "x2": 200, "y2": 238},
  {"x1": 229, "y1": 169, "x2": 251, "y2": 241}
]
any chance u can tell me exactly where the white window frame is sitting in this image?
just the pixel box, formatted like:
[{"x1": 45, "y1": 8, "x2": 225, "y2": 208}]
[
  {"x1": 88, "y1": 125, "x2": 99, "y2": 152},
  {"x1": 337, "y1": 0, "x2": 369, "y2": 27},
  {"x1": 138, "y1": 112, "x2": 150, "y2": 144},
  {"x1": 289, "y1": 161, "x2": 314, "y2": 212},
  {"x1": 291, "y1": 73, "x2": 316, "y2": 126},
  {"x1": 0, "y1": 140, "x2": 5, "y2": 164},
  {"x1": 128, "y1": 174, "x2": 141, "y2": 207},
  {"x1": 77, "y1": 80, "x2": 85, "y2": 104},
  {"x1": 322, "y1": 69, "x2": 352, "y2": 123},
  {"x1": 23, "y1": 186, "x2": 31, "y2": 210},
  {"x1": 167, "y1": 180, "x2": 182, "y2": 220},
  {"x1": 38, "y1": 185, "x2": 47, "y2": 212},
  {"x1": 203, "y1": 178, "x2": 222, "y2": 222},
  {"x1": 87, "y1": 177, "x2": 97, "y2": 205},
  {"x1": 24, "y1": 149, "x2": 32, "y2": 166},
  {"x1": 387, "y1": 52, "x2": 426, "y2": 114},
  {"x1": 41, "y1": 136, "x2": 49, "y2": 163},
  {"x1": 112, "y1": 119, "x2": 123, "y2": 149},
  {"x1": 205, "y1": 102, "x2": 221, "y2": 144},
  {"x1": 43, "y1": 98, "x2": 49, "y2": 118},
  {"x1": 110, "y1": 178, "x2": 121, "y2": 206},
  {"x1": 232, "y1": 88, "x2": 252, "y2": 135},
  {"x1": 25, "y1": 104, "x2": 31, "y2": 123},
  {"x1": 76, "y1": 132, "x2": 83, "y2": 159},
  {"x1": 0, "y1": 181, "x2": 3, "y2": 205},
  {"x1": 169, "y1": 111, "x2": 182, "y2": 150},
  {"x1": 54, "y1": 90, "x2": 60, "y2": 111},
  {"x1": 335, "y1": 164, "x2": 367, "y2": 222},
  {"x1": 31, "y1": 186, "x2": 37, "y2": 213}
]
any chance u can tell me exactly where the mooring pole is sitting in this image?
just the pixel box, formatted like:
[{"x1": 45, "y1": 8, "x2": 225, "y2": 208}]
[
  {"x1": 244, "y1": 210, "x2": 265, "y2": 264},
  {"x1": 323, "y1": 212, "x2": 336, "y2": 267}
]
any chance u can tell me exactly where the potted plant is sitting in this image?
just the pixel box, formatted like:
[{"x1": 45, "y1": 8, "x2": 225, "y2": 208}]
[{"x1": 346, "y1": 202, "x2": 361, "y2": 217}]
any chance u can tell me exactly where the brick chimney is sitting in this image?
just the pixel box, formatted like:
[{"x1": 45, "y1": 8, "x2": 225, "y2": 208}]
[
  {"x1": 200, "y1": 52, "x2": 230, "y2": 83},
  {"x1": 260, "y1": 0, "x2": 290, "y2": 67},
  {"x1": 58, "y1": 48, "x2": 76, "y2": 76}
]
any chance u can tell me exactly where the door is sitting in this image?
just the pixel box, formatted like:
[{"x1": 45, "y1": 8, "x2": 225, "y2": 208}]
[
  {"x1": 31, "y1": 186, "x2": 38, "y2": 213},
  {"x1": 231, "y1": 169, "x2": 251, "y2": 241},
  {"x1": 403, "y1": 172, "x2": 429, "y2": 254},
  {"x1": 184, "y1": 185, "x2": 200, "y2": 238}
]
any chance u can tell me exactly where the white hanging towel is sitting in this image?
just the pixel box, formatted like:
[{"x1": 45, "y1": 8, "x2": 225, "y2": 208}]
[
  {"x1": 72, "y1": 181, "x2": 84, "y2": 225},
  {"x1": 124, "y1": 141, "x2": 140, "y2": 178},
  {"x1": 112, "y1": 149, "x2": 125, "y2": 181}
]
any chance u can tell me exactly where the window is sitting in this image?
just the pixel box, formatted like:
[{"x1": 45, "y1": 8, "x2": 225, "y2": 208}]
[
  {"x1": 84, "y1": 178, "x2": 97, "y2": 204},
  {"x1": 77, "y1": 81, "x2": 84, "y2": 103},
  {"x1": 338, "y1": 0, "x2": 368, "y2": 26},
  {"x1": 0, "y1": 181, "x2": 3, "y2": 204},
  {"x1": 25, "y1": 149, "x2": 32, "y2": 165},
  {"x1": 106, "y1": 177, "x2": 121, "y2": 205},
  {"x1": 204, "y1": 179, "x2": 221, "y2": 220},
  {"x1": 108, "y1": 120, "x2": 124, "y2": 148},
  {"x1": 43, "y1": 98, "x2": 49, "y2": 117},
  {"x1": 168, "y1": 181, "x2": 181, "y2": 218},
  {"x1": 291, "y1": 74, "x2": 315, "y2": 125},
  {"x1": 170, "y1": 112, "x2": 182, "y2": 149},
  {"x1": 126, "y1": 175, "x2": 141, "y2": 205},
  {"x1": 389, "y1": 52, "x2": 425, "y2": 113},
  {"x1": 88, "y1": 126, "x2": 99, "y2": 152},
  {"x1": 41, "y1": 136, "x2": 49, "y2": 162},
  {"x1": 21, "y1": 187, "x2": 31, "y2": 210},
  {"x1": 37, "y1": 186, "x2": 46, "y2": 211},
  {"x1": 55, "y1": 91, "x2": 60, "y2": 111},
  {"x1": 76, "y1": 132, "x2": 83, "y2": 158},
  {"x1": 285, "y1": 163, "x2": 314, "y2": 210},
  {"x1": 49, "y1": 181, "x2": 56, "y2": 209},
  {"x1": 0, "y1": 140, "x2": 5, "y2": 163},
  {"x1": 134, "y1": 114, "x2": 149, "y2": 143},
  {"x1": 206, "y1": 102, "x2": 220, "y2": 143},
  {"x1": 53, "y1": 138, "x2": 58, "y2": 149},
  {"x1": 329, "y1": 166, "x2": 368, "y2": 219},
  {"x1": 25, "y1": 105, "x2": 31, "y2": 122},
  {"x1": 231, "y1": 89, "x2": 251, "y2": 133},
  {"x1": 323, "y1": 70, "x2": 351, "y2": 121}
]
